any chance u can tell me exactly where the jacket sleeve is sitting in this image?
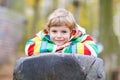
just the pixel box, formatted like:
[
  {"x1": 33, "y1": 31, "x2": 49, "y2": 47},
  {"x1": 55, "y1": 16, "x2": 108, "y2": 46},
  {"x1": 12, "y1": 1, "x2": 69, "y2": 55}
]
[
  {"x1": 25, "y1": 36, "x2": 57, "y2": 56},
  {"x1": 63, "y1": 34, "x2": 98, "y2": 57}
]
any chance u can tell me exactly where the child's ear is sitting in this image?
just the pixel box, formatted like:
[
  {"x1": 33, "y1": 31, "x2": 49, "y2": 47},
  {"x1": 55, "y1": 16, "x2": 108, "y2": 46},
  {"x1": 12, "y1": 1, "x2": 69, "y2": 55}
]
[
  {"x1": 71, "y1": 30, "x2": 76, "y2": 35},
  {"x1": 44, "y1": 29, "x2": 49, "y2": 34},
  {"x1": 71, "y1": 30, "x2": 82, "y2": 36}
]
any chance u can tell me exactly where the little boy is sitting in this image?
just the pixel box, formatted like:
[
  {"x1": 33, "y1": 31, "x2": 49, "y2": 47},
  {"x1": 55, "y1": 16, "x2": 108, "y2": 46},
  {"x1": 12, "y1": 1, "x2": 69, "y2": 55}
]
[{"x1": 25, "y1": 8, "x2": 98, "y2": 56}]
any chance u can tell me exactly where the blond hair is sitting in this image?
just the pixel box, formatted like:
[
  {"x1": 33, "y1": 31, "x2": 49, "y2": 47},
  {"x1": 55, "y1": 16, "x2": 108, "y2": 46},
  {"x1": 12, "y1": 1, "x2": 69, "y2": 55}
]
[{"x1": 46, "y1": 8, "x2": 76, "y2": 30}]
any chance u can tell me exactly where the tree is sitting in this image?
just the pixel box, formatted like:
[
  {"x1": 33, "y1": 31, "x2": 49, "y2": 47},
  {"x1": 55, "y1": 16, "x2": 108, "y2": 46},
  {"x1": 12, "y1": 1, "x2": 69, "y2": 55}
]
[
  {"x1": 99, "y1": 0, "x2": 120, "y2": 79},
  {"x1": 99, "y1": 0, "x2": 120, "y2": 57}
]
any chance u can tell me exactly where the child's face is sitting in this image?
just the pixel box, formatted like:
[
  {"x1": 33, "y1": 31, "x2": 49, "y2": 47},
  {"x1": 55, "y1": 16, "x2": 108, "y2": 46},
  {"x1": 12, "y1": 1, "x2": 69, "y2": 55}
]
[{"x1": 49, "y1": 26, "x2": 71, "y2": 46}]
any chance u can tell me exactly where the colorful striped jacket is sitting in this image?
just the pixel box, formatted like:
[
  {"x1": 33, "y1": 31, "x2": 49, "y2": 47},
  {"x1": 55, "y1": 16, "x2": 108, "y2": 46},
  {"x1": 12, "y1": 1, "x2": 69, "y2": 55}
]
[{"x1": 25, "y1": 26, "x2": 98, "y2": 56}]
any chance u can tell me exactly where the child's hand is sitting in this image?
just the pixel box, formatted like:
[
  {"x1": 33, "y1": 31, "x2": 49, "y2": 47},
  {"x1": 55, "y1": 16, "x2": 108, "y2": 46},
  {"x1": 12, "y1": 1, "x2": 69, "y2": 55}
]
[{"x1": 56, "y1": 42, "x2": 71, "y2": 52}]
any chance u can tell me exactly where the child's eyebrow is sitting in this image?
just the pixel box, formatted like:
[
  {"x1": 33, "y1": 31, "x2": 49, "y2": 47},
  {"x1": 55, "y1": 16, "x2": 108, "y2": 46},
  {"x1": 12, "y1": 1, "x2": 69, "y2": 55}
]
[{"x1": 61, "y1": 30, "x2": 67, "y2": 32}]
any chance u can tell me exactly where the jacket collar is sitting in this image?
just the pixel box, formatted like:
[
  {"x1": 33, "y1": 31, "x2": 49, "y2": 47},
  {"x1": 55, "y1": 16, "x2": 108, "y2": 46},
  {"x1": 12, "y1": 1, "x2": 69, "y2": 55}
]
[{"x1": 37, "y1": 24, "x2": 86, "y2": 42}]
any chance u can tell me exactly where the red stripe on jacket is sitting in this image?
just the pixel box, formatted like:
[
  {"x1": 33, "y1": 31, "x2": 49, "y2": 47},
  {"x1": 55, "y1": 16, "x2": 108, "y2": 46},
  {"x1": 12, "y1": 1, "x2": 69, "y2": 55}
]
[
  {"x1": 84, "y1": 45, "x2": 91, "y2": 55},
  {"x1": 82, "y1": 36, "x2": 93, "y2": 43},
  {"x1": 28, "y1": 43, "x2": 35, "y2": 56}
]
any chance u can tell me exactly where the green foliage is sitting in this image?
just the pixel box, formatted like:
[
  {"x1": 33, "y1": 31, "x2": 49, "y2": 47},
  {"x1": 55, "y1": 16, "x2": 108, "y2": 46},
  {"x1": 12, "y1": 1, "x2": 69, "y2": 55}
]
[{"x1": 11, "y1": 0, "x2": 24, "y2": 13}]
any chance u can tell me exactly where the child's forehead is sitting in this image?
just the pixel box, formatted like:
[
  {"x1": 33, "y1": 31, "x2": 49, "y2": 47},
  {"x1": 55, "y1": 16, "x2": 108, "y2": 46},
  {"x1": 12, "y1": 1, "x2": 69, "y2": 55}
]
[
  {"x1": 49, "y1": 26, "x2": 71, "y2": 31},
  {"x1": 50, "y1": 26, "x2": 70, "y2": 29}
]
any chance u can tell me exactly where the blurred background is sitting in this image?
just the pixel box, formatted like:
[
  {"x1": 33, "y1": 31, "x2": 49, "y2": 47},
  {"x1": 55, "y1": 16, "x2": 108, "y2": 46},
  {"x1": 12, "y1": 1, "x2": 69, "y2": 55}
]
[{"x1": 0, "y1": 0, "x2": 120, "y2": 80}]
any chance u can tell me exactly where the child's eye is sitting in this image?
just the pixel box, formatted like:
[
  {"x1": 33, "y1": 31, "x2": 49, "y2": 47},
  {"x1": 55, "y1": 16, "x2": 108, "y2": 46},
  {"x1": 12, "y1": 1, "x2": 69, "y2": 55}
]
[
  {"x1": 62, "y1": 31, "x2": 67, "y2": 33},
  {"x1": 52, "y1": 30, "x2": 57, "y2": 33}
]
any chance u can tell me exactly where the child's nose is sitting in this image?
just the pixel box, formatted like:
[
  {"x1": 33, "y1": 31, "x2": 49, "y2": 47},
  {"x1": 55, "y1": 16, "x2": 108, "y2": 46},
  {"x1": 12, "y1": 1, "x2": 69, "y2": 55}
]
[{"x1": 56, "y1": 33, "x2": 62, "y2": 37}]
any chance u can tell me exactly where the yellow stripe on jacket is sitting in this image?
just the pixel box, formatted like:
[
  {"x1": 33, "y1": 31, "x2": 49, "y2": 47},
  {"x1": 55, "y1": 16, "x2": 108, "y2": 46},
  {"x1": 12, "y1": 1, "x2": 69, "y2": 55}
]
[
  {"x1": 32, "y1": 37, "x2": 41, "y2": 55},
  {"x1": 77, "y1": 43, "x2": 84, "y2": 55}
]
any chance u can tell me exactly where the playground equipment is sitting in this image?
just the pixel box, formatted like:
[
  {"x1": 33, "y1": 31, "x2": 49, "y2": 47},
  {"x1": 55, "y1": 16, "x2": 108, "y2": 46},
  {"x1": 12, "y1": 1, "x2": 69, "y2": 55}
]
[{"x1": 13, "y1": 53, "x2": 105, "y2": 80}]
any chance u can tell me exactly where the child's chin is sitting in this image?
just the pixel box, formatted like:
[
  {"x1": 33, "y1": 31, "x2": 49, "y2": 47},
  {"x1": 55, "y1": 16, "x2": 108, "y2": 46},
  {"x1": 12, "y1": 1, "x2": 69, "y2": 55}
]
[{"x1": 56, "y1": 43, "x2": 64, "y2": 46}]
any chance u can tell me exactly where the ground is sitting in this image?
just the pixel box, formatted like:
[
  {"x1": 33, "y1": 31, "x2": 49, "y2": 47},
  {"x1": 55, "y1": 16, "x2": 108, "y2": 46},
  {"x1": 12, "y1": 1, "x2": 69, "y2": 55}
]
[
  {"x1": 0, "y1": 62, "x2": 14, "y2": 80},
  {"x1": 0, "y1": 52, "x2": 25, "y2": 80}
]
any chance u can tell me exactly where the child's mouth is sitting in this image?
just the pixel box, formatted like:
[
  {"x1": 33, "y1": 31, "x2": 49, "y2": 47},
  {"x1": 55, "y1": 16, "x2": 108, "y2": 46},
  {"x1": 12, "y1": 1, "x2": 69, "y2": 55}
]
[{"x1": 54, "y1": 38, "x2": 64, "y2": 41}]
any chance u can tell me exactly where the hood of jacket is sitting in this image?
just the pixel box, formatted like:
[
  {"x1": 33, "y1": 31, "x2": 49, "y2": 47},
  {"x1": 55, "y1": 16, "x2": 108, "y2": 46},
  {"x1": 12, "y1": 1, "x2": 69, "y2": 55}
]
[{"x1": 36, "y1": 24, "x2": 86, "y2": 42}]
